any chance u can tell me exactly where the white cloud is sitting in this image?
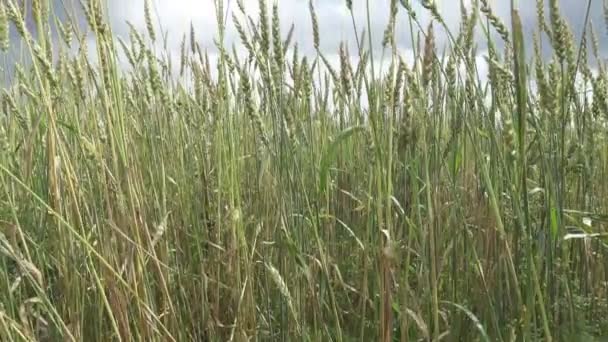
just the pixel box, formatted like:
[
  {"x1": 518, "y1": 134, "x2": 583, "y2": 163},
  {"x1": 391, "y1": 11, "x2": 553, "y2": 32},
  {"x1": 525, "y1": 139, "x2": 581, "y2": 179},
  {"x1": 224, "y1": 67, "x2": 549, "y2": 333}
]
[{"x1": 2, "y1": 0, "x2": 605, "y2": 85}]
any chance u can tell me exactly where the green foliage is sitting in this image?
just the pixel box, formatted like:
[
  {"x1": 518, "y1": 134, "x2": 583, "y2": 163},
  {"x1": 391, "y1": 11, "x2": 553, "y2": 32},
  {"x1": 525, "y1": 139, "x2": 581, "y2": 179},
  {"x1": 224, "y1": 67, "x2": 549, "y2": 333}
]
[{"x1": 0, "y1": 0, "x2": 607, "y2": 341}]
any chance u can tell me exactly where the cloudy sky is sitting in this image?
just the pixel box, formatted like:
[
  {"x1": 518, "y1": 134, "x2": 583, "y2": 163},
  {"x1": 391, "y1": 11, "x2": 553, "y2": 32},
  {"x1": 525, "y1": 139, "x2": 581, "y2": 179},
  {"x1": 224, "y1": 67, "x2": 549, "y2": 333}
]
[
  {"x1": 108, "y1": 0, "x2": 608, "y2": 59},
  {"x1": 2, "y1": 0, "x2": 607, "y2": 81}
]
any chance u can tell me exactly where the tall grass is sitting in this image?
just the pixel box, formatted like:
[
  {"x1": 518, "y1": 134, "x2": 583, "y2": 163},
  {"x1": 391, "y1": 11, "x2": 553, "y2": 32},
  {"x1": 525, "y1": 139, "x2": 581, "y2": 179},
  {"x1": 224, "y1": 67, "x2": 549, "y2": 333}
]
[{"x1": 0, "y1": 0, "x2": 607, "y2": 340}]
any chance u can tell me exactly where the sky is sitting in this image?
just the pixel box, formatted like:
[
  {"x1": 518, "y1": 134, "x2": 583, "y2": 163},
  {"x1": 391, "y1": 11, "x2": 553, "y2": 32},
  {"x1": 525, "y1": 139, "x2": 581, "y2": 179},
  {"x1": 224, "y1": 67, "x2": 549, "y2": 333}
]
[
  {"x1": 2, "y1": 0, "x2": 607, "y2": 81},
  {"x1": 106, "y1": 0, "x2": 606, "y2": 61}
]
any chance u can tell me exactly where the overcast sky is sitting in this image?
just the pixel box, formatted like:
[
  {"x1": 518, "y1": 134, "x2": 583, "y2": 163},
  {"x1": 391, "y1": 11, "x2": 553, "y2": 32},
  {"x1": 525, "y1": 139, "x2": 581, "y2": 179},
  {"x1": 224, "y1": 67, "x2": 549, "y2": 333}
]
[
  {"x1": 107, "y1": 0, "x2": 606, "y2": 59},
  {"x1": 2, "y1": 0, "x2": 607, "y2": 81}
]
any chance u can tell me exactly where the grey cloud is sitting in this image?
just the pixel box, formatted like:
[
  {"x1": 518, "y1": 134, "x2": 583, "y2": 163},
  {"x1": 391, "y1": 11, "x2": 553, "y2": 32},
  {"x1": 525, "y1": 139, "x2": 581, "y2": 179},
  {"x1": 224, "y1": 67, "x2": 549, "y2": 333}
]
[{"x1": 2, "y1": 0, "x2": 608, "y2": 84}]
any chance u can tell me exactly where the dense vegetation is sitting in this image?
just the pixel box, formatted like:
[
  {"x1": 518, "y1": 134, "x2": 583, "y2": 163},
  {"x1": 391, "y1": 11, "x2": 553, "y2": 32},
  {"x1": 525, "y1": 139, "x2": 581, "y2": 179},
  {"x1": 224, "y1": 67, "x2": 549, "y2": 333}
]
[{"x1": 1, "y1": 0, "x2": 607, "y2": 340}]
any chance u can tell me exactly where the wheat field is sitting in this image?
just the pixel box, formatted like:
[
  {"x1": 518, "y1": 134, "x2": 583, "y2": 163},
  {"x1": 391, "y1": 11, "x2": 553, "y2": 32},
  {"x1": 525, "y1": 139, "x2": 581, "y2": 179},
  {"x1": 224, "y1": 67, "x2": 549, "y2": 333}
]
[{"x1": 0, "y1": 0, "x2": 607, "y2": 341}]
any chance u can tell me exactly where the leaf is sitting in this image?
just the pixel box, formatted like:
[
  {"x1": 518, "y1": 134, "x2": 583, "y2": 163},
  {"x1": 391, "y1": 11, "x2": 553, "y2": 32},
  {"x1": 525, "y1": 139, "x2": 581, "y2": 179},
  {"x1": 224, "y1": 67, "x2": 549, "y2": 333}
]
[
  {"x1": 582, "y1": 217, "x2": 592, "y2": 227},
  {"x1": 318, "y1": 125, "x2": 365, "y2": 194},
  {"x1": 563, "y1": 213, "x2": 608, "y2": 248},
  {"x1": 451, "y1": 146, "x2": 462, "y2": 176},
  {"x1": 528, "y1": 187, "x2": 544, "y2": 195},
  {"x1": 442, "y1": 301, "x2": 491, "y2": 342},
  {"x1": 550, "y1": 205, "x2": 558, "y2": 240},
  {"x1": 403, "y1": 307, "x2": 430, "y2": 340},
  {"x1": 476, "y1": 128, "x2": 490, "y2": 139},
  {"x1": 511, "y1": 6, "x2": 527, "y2": 152},
  {"x1": 265, "y1": 262, "x2": 300, "y2": 330},
  {"x1": 563, "y1": 233, "x2": 607, "y2": 241}
]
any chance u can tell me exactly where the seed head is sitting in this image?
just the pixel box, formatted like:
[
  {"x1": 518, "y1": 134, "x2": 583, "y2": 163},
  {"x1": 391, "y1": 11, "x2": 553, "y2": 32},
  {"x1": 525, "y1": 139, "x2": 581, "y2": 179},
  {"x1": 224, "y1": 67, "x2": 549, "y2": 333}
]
[
  {"x1": 309, "y1": 0, "x2": 319, "y2": 51},
  {"x1": 422, "y1": 22, "x2": 435, "y2": 88},
  {"x1": 58, "y1": 22, "x2": 74, "y2": 47},
  {"x1": 259, "y1": 0, "x2": 270, "y2": 57},
  {"x1": 33, "y1": 44, "x2": 58, "y2": 88},
  {"x1": 144, "y1": 0, "x2": 156, "y2": 42},
  {"x1": 339, "y1": 42, "x2": 352, "y2": 97},
  {"x1": 0, "y1": 3, "x2": 8, "y2": 52},
  {"x1": 272, "y1": 4, "x2": 284, "y2": 78},
  {"x1": 480, "y1": 0, "x2": 509, "y2": 43},
  {"x1": 7, "y1": 2, "x2": 28, "y2": 41}
]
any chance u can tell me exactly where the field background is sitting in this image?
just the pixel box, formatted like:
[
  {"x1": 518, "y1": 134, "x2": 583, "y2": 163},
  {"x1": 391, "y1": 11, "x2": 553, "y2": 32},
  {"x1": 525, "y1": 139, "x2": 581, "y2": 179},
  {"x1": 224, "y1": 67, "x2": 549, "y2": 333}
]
[{"x1": 1, "y1": 0, "x2": 608, "y2": 341}]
